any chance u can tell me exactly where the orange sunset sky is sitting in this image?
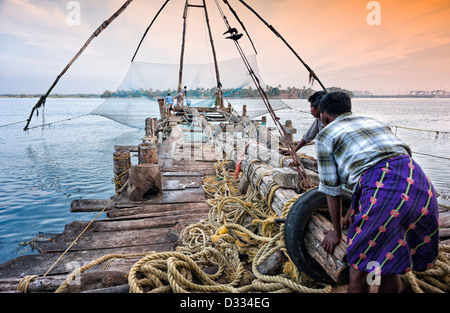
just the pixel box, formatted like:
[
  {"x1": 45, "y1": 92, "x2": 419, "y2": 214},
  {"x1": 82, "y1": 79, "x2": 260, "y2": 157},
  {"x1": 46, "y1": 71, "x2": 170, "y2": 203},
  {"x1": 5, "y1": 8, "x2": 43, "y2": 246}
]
[{"x1": 0, "y1": 0, "x2": 449, "y2": 95}]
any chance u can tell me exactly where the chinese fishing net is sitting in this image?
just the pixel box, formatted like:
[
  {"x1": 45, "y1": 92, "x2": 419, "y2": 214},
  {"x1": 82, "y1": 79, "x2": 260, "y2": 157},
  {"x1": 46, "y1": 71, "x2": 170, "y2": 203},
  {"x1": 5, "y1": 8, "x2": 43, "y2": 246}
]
[{"x1": 89, "y1": 55, "x2": 291, "y2": 129}]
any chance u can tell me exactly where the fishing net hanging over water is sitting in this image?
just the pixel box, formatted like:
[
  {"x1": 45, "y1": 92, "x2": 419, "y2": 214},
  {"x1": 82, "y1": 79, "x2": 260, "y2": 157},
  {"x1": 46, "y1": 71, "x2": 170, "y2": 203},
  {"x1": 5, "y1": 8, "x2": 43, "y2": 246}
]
[{"x1": 90, "y1": 55, "x2": 290, "y2": 129}]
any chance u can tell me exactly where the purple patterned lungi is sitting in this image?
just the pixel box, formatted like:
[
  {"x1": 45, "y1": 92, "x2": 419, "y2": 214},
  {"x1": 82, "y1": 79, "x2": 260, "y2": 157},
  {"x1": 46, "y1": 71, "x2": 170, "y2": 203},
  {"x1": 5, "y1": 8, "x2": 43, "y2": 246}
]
[{"x1": 346, "y1": 155, "x2": 439, "y2": 275}]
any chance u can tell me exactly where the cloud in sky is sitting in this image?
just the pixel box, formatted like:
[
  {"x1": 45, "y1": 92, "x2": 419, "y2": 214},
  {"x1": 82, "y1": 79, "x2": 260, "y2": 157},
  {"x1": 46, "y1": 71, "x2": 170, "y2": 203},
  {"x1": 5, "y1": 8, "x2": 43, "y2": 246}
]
[{"x1": 0, "y1": 0, "x2": 449, "y2": 94}]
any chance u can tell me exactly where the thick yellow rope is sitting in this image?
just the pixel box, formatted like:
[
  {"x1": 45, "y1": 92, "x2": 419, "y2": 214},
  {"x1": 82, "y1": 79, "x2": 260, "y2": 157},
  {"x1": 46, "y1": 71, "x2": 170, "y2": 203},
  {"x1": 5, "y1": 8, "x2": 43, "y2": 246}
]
[
  {"x1": 126, "y1": 160, "x2": 332, "y2": 293},
  {"x1": 404, "y1": 244, "x2": 450, "y2": 293}
]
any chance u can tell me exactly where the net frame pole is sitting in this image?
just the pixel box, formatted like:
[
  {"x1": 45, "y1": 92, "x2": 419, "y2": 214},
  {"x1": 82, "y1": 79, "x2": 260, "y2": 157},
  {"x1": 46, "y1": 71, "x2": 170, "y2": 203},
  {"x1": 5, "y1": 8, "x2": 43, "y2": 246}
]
[
  {"x1": 23, "y1": 0, "x2": 134, "y2": 131},
  {"x1": 131, "y1": 0, "x2": 171, "y2": 62},
  {"x1": 236, "y1": 0, "x2": 327, "y2": 92},
  {"x1": 177, "y1": 0, "x2": 189, "y2": 92}
]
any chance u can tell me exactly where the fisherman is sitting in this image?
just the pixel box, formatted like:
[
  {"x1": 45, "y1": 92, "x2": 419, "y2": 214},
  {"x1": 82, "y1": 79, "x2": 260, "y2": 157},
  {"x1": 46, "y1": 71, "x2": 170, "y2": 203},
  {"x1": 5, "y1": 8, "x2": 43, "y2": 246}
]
[
  {"x1": 315, "y1": 91, "x2": 439, "y2": 293},
  {"x1": 165, "y1": 93, "x2": 174, "y2": 116},
  {"x1": 279, "y1": 91, "x2": 327, "y2": 156},
  {"x1": 175, "y1": 89, "x2": 185, "y2": 108},
  {"x1": 214, "y1": 82, "x2": 224, "y2": 109}
]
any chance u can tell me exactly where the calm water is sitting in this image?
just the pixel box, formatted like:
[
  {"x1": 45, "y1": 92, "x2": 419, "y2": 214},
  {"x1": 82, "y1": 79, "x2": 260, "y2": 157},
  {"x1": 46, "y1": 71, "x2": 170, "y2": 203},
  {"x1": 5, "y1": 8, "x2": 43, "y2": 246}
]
[{"x1": 0, "y1": 97, "x2": 449, "y2": 263}]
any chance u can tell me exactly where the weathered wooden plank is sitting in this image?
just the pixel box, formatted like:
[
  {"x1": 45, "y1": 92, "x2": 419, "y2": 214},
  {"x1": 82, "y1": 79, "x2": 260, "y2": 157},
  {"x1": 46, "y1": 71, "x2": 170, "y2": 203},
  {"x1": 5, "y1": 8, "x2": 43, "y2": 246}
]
[
  {"x1": 114, "y1": 145, "x2": 138, "y2": 152},
  {"x1": 440, "y1": 228, "x2": 450, "y2": 238},
  {"x1": 162, "y1": 177, "x2": 202, "y2": 190},
  {"x1": 115, "y1": 186, "x2": 206, "y2": 206},
  {"x1": 106, "y1": 207, "x2": 211, "y2": 222},
  {"x1": 305, "y1": 213, "x2": 349, "y2": 285},
  {"x1": 0, "y1": 270, "x2": 129, "y2": 293},
  {"x1": 107, "y1": 201, "x2": 210, "y2": 218},
  {"x1": 71, "y1": 199, "x2": 113, "y2": 212},
  {"x1": 162, "y1": 171, "x2": 206, "y2": 176},
  {"x1": 31, "y1": 227, "x2": 179, "y2": 254},
  {"x1": 0, "y1": 245, "x2": 169, "y2": 279},
  {"x1": 90, "y1": 213, "x2": 207, "y2": 232},
  {"x1": 439, "y1": 210, "x2": 450, "y2": 228}
]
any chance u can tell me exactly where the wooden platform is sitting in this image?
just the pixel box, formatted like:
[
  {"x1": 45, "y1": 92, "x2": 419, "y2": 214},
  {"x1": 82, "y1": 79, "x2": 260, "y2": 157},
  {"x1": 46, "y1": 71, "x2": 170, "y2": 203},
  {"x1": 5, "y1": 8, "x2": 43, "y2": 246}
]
[{"x1": 0, "y1": 128, "x2": 219, "y2": 292}]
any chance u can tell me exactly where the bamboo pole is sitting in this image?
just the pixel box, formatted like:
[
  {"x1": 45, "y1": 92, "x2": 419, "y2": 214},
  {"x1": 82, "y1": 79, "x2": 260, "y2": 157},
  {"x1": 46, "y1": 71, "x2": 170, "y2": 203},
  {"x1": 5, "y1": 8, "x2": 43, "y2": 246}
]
[{"x1": 24, "y1": 0, "x2": 134, "y2": 131}]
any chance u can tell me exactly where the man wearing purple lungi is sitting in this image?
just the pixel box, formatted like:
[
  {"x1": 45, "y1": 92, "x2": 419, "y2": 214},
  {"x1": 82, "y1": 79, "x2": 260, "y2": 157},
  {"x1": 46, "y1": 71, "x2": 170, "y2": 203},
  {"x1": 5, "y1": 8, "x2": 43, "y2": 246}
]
[{"x1": 315, "y1": 91, "x2": 439, "y2": 293}]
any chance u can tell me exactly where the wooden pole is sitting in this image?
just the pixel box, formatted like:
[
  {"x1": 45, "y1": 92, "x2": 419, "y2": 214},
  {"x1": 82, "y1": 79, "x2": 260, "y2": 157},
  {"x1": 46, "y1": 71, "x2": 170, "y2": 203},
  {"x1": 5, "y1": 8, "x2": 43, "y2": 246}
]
[
  {"x1": 237, "y1": 0, "x2": 327, "y2": 92},
  {"x1": 177, "y1": 0, "x2": 189, "y2": 93},
  {"x1": 24, "y1": 0, "x2": 134, "y2": 131},
  {"x1": 138, "y1": 143, "x2": 158, "y2": 164},
  {"x1": 113, "y1": 150, "x2": 131, "y2": 194},
  {"x1": 202, "y1": 0, "x2": 221, "y2": 87}
]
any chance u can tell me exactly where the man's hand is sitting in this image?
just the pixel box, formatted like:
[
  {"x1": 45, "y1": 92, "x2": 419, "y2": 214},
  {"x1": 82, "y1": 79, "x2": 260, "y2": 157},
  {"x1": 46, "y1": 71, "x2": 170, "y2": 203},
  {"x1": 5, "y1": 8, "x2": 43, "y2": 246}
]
[
  {"x1": 342, "y1": 209, "x2": 352, "y2": 230},
  {"x1": 279, "y1": 148, "x2": 291, "y2": 156},
  {"x1": 322, "y1": 229, "x2": 342, "y2": 254}
]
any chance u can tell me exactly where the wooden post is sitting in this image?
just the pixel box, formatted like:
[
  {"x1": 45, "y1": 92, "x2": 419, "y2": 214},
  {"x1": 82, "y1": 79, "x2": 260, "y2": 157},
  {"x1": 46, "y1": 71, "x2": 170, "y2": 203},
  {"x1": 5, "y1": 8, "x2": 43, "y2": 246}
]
[
  {"x1": 177, "y1": 1, "x2": 189, "y2": 92},
  {"x1": 284, "y1": 120, "x2": 296, "y2": 143},
  {"x1": 126, "y1": 164, "x2": 162, "y2": 202},
  {"x1": 138, "y1": 143, "x2": 158, "y2": 164},
  {"x1": 113, "y1": 150, "x2": 131, "y2": 193},
  {"x1": 158, "y1": 99, "x2": 165, "y2": 119},
  {"x1": 242, "y1": 105, "x2": 247, "y2": 117},
  {"x1": 145, "y1": 118, "x2": 152, "y2": 137}
]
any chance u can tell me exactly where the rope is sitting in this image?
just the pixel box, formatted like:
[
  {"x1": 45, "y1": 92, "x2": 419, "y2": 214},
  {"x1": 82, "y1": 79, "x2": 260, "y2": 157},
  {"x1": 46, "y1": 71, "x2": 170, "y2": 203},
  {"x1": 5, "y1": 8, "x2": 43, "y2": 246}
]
[
  {"x1": 17, "y1": 275, "x2": 38, "y2": 293},
  {"x1": 404, "y1": 244, "x2": 450, "y2": 293},
  {"x1": 113, "y1": 153, "x2": 131, "y2": 192},
  {"x1": 126, "y1": 159, "x2": 332, "y2": 293},
  {"x1": 392, "y1": 125, "x2": 450, "y2": 136}
]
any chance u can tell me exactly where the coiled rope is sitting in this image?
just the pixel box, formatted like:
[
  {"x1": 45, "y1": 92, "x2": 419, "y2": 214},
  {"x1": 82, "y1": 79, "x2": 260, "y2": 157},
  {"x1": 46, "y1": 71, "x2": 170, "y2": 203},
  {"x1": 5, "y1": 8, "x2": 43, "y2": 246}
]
[
  {"x1": 405, "y1": 244, "x2": 450, "y2": 293},
  {"x1": 126, "y1": 159, "x2": 331, "y2": 293}
]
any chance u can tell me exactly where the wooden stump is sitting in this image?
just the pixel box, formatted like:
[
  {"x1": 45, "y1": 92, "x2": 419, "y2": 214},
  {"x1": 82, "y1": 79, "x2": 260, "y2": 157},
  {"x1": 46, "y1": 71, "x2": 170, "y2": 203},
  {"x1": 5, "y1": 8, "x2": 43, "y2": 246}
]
[
  {"x1": 127, "y1": 164, "x2": 162, "y2": 202},
  {"x1": 158, "y1": 99, "x2": 166, "y2": 119},
  {"x1": 138, "y1": 143, "x2": 158, "y2": 164}
]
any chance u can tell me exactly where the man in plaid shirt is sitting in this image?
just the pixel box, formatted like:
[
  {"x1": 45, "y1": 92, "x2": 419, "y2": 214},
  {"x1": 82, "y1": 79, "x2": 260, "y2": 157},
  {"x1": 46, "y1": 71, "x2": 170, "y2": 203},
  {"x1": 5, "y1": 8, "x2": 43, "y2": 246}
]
[{"x1": 315, "y1": 92, "x2": 439, "y2": 293}]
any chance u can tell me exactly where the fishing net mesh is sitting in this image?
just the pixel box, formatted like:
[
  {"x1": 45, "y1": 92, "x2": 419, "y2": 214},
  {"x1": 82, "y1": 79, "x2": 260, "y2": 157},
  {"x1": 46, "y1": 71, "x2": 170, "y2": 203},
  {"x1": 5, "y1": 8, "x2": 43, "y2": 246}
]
[{"x1": 90, "y1": 55, "x2": 290, "y2": 129}]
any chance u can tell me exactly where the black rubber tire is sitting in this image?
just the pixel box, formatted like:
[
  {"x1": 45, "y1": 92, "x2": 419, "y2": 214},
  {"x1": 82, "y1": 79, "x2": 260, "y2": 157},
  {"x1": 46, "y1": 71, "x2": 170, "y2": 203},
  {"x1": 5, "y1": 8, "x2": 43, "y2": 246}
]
[{"x1": 284, "y1": 188, "x2": 352, "y2": 285}]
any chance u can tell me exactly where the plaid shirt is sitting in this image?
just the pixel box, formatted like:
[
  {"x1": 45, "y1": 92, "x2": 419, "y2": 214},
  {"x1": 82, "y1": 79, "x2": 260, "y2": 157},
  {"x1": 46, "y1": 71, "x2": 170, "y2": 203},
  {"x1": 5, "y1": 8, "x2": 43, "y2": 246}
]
[{"x1": 315, "y1": 113, "x2": 411, "y2": 196}]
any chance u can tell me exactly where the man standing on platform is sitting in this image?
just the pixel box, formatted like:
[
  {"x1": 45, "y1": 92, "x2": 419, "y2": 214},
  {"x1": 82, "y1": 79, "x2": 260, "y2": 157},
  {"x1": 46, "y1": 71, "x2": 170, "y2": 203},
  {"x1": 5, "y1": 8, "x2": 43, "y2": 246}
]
[
  {"x1": 165, "y1": 93, "x2": 174, "y2": 117},
  {"x1": 315, "y1": 91, "x2": 439, "y2": 293},
  {"x1": 280, "y1": 91, "x2": 327, "y2": 156}
]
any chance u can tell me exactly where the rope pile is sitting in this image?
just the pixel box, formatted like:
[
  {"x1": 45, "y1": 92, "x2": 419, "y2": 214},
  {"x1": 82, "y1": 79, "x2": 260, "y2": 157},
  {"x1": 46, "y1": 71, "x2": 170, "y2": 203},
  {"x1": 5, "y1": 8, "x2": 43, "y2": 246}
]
[
  {"x1": 405, "y1": 244, "x2": 450, "y2": 293},
  {"x1": 126, "y1": 159, "x2": 331, "y2": 293}
]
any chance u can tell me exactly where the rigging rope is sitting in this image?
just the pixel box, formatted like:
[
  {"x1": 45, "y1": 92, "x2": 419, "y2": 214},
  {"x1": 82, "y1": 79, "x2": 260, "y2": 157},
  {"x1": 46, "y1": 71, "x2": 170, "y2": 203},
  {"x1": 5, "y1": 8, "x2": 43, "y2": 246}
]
[
  {"x1": 23, "y1": 0, "x2": 134, "y2": 131},
  {"x1": 213, "y1": 0, "x2": 315, "y2": 189}
]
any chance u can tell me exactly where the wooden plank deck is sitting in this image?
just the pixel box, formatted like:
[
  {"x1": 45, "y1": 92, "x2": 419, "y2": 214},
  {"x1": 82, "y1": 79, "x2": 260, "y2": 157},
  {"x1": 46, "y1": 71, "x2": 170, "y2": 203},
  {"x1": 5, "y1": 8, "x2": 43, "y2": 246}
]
[{"x1": 0, "y1": 126, "x2": 220, "y2": 291}]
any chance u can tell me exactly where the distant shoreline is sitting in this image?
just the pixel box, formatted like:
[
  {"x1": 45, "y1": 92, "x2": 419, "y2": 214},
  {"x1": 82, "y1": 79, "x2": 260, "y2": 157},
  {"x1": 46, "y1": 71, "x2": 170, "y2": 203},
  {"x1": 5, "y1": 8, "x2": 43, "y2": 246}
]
[{"x1": 1, "y1": 94, "x2": 449, "y2": 99}]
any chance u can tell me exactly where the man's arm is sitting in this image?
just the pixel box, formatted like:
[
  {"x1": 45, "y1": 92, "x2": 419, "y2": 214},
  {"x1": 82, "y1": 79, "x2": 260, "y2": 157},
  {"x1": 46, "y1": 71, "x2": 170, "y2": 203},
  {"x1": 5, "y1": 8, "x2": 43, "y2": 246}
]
[
  {"x1": 322, "y1": 194, "x2": 343, "y2": 254},
  {"x1": 280, "y1": 139, "x2": 306, "y2": 155}
]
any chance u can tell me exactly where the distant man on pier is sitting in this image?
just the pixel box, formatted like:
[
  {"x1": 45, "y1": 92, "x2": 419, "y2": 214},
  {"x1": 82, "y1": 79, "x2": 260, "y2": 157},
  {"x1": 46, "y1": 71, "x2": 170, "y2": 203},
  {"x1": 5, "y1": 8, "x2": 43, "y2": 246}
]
[
  {"x1": 280, "y1": 91, "x2": 327, "y2": 156},
  {"x1": 315, "y1": 91, "x2": 439, "y2": 293},
  {"x1": 165, "y1": 93, "x2": 174, "y2": 117},
  {"x1": 175, "y1": 89, "x2": 185, "y2": 108}
]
